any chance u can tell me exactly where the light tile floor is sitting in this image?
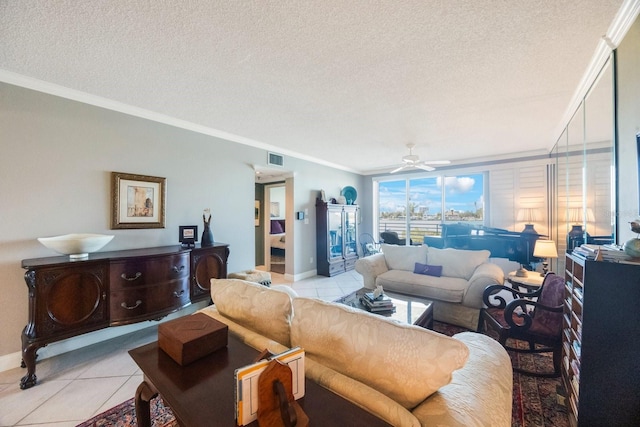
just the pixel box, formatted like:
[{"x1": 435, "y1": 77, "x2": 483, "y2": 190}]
[{"x1": 0, "y1": 271, "x2": 363, "y2": 427}]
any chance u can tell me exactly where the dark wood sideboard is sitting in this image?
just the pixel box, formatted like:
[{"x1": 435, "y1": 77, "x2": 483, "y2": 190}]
[{"x1": 19, "y1": 243, "x2": 229, "y2": 389}]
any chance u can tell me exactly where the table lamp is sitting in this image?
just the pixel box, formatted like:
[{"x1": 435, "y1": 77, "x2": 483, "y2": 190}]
[
  {"x1": 517, "y1": 208, "x2": 540, "y2": 234},
  {"x1": 566, "y1": 207, "x2": 595, "y2": 251},
  {"x1": 533, "y1": 239, "x2": 558, "y2": 276}
]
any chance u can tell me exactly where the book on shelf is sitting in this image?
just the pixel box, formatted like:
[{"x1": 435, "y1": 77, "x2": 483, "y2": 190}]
[
  {"x1": 574, "y1": 244, "x2": 632, "y2": 262},
  {"x1": 572, "y1": 340, "x2": 581, "y2": 358}
]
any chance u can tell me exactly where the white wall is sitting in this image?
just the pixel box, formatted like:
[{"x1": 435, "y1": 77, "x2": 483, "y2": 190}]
[{"x1": 0, "y1": 82, "x2": 363, "y2": 363}]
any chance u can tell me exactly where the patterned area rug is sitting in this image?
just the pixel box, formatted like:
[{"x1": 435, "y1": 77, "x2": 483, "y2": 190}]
[
  {"x1": 79, "y1": 322, "x2": 568, "y2": 427},
  {"x1": 76, "y1": 396, "x2": 176, "y2": 427}
]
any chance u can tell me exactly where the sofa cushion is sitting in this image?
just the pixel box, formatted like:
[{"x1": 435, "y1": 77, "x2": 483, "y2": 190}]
[
  {"x1": 381, "y1": 243, "x2": 428, "y2": 271},
  {"x1": 427, "y1": 247, "x2": 490, "y2": 280},
  {"x1": 210, "y1": 279, "x2": 292, "y2": 346},
  {"x1": 290, "y1": 298, "x2": 469, "y2": 409},
  {"x1": 376, "y1": 270, "x2": 469, "y2": 302}
]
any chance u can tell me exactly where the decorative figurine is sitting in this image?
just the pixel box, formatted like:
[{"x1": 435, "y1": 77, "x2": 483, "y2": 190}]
[
  {"x1": 373, "y1": 285, "x2": 384, "y2": 299},
  {"x1": 202, "y1": 208, "x2": 214, "y2": 247}
]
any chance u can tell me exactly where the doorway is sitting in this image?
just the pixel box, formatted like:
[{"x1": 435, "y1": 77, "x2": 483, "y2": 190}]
[
  {"x1": 267, "y1": 184, "x2": 286, "y2": 274},
  {"x1": 255, "y1": 166, "x2": 293, "y2": 276}
]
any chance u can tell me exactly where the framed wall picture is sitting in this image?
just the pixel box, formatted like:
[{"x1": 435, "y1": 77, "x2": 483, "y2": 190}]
[
  {"x1": 111, "y1": 172, "x2": 166, "y2": 229},
  {"x1": 270, "y1": 201, "x2": 280, "y2": 218},
  {"x1": 255, "y1": 200, "x2": 260, "y2": 226}
]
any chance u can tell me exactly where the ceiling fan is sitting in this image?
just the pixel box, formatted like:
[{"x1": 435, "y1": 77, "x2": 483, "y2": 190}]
[{"x1": 390, "y1": 143, "x2": 451, "y2": 173}]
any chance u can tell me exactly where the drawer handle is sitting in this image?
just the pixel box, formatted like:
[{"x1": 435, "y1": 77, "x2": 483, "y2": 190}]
[
  {"x1": 172, "y1": 265, "x2": 185, "y2": 274},
  {"x1": 121, "y1": 272, "x2": 142, "y2": 281},
  {"x1": 173, "y1": 290, "x2": 185, "y2": 298},
  {"x1": 121, "y1": 300, "x2": 142, "y2": 310}
]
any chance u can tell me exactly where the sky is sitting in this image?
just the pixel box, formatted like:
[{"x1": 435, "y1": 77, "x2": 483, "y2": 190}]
[{"x1": 378, "y1": 174, "x2": 484, "y2": 214}]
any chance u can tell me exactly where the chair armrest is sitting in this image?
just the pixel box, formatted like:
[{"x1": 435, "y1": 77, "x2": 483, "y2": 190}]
[
  {"x1": 482, "y1": 284, "x2": 542, "y2": 308},
  {"x1": 462, "y1": 263, "x2": 505, "y2": 308},
  {"x1": 354, "y1": 253, "x2": 388, "y2": 289},
  {"x1": 503, "y1": 299, "x2": 563, "y2": 331}
]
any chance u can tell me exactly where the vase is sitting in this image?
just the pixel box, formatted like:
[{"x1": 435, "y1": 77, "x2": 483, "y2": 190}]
[
  {"x1": 566, "y1": 225, "x2": 584, "y2": 252},
  {"x1": 623, "y1": 238, "x2": 640, "y2": 257},
  {"x1": 202, "y1": 214, "x2": 214, "y2": 247}
]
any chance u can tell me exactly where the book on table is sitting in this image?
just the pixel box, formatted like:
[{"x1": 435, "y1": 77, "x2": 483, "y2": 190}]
[
  {"x1": 363, "y1": 292, "x2": 392, "y2": 305},
  {"x1": 360, "y1": 293, "x2": 395, "y2": 313}
]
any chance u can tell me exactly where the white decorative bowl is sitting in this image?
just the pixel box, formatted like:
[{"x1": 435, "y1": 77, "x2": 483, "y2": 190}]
[{"x1": 37, "y1": 233, "x2": 114, "y2": 259}]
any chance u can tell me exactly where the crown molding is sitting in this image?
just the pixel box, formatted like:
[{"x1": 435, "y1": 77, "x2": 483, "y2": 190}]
[
  {"x1": 550, "y1": 0, "x2": 640, "y2": 150},
  {"x1": 0, "y1": 69, "x2": 359, "y2": 175}
]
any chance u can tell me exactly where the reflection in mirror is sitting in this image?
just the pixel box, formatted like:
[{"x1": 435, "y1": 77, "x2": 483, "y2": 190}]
[
  {"x1": 583, "y1": 59, "x2": 614, "y2": 244},
  {"x1": 562, "y1": 101, "x2": 585, "y2": 253},
  {"x1": 554, "y1": 128, "x2": 569, "y2": 273},
  {"x1": 553, "y1": 55, "x2": 615, "y2": 274}
]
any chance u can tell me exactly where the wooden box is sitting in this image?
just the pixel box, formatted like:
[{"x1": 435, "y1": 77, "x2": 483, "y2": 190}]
[{"x1": 158, "y1": 313, "x2": 228, "y2": 365}]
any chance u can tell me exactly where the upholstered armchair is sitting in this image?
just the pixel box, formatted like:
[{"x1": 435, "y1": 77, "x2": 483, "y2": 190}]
[{"x1": 480, "y1": 272, "x2": 565, "y2": 377}]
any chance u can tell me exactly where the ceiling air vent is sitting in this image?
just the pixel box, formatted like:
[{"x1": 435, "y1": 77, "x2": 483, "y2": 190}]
[{"x1": 268, "y1": 152, "x2": 284, "y2": 167}]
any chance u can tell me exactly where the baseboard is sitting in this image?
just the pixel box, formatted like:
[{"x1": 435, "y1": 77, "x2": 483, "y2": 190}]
[
  {"x1": 0, "y1": 302, "x2": 207, "y2": 374},
  {"x1": 291, "y1": 268, "x2": 316, "y2": 282}
]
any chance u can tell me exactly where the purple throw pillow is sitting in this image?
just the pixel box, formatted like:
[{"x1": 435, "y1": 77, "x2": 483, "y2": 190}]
[
  {"x1": 270, "y1": 220, "x2": 284, "y2": 234},
  {"x1": 413, "y1": 263, "x2": 443, "y2": 277}
]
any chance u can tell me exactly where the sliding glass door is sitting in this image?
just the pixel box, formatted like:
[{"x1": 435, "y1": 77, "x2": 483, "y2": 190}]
[{"x1": 376, "y1": 173, "x2": 485, "y2": 245}]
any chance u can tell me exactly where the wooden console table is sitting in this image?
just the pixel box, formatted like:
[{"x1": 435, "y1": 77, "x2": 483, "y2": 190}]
[
  {"x1": 20, "y1": 243, "x2": 229, "y2": 389},
  {"x1": 129, "y1": 334, "x2": 392, "y2": 426}
]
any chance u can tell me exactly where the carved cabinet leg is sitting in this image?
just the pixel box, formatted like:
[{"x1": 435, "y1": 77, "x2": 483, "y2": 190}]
[{"x1": 20, "y1": 342, "x2": 38, "y2": 390}]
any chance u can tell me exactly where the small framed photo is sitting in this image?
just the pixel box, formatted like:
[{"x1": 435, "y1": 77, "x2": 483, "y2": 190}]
[
  {"x1": 179, "y1": 225, "x2": 198, "y2": 246},
  {"x1": 111, "y1": 172, "x2": 166, "y2": 229}
]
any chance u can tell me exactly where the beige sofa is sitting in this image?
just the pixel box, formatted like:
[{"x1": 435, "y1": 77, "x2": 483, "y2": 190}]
[
  {"x1": 198, "y1": 278, "x2": 512, "y2": 427},
  {"x1": 355, "y1": 244, "x2": 505, "y2": 330}
]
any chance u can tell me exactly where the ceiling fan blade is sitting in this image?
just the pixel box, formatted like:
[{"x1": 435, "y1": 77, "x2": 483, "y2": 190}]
[
  {"x1": 422, "y1": 160, "x2": 451, "y2": 165},
  {"x1": 415, "y1": 164, "x2": 435, "y2": 172},
  {"x1": 390, "y1": 165, "x2": 407, "y2": 174}
]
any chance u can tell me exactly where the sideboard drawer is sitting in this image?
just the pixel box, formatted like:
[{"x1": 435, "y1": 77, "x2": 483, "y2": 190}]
[
  {"x1": 110, "y1": 253, "x2": 190, "y2": 290},
  {"x1": 110, "y1": 278, "x2": 190, "y2": 325}
]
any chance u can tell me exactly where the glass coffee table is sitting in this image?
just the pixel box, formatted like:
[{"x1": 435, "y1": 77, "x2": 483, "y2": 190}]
[{"x1": 335, "y1": 288, "x2": 434, "y2": 329}]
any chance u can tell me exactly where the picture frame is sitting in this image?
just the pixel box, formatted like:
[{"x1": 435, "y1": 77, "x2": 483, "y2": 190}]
[
  {"x1": 255, "y1": 201, "x2": 260, "y2": 226},
  {"x1": 179, "y1": 225, "x2": 198, "y2": 246},
  {"x1": 111, "y1": 172, "x2": 166, "y2": 229},
  {"x1": 270, "y1": 201, "x2": 280, "y2": 218}
]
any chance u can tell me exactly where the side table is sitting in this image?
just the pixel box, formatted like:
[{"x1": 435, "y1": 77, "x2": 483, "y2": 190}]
[{"x1": 506, "y1": 270, "x2": 544, "y2": 292}]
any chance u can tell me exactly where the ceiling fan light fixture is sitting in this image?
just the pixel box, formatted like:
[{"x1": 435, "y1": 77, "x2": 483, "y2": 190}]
[{"x1": 389, "y1": 144, "x2": 450, "y2": 174}]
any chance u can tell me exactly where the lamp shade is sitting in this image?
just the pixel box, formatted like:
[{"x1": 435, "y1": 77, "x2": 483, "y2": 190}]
[
  {"x1": 517, "y1": 208, "x2": 540, "y2": 222},
  {"x1": 533, "y1": 239, "x2": 558, "y2": 259},
  {"x1": 567, "y1": 208, "x2": 595, "y2": 224}
]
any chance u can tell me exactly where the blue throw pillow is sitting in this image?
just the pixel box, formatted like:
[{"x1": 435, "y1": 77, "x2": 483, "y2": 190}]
[{"x1": 413, "y1": 262, "x2": 443, "y2": 277}]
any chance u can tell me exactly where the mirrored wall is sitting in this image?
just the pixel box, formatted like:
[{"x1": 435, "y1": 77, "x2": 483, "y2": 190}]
[{"x1": 552, "y1": 55, "x2": 615, "y2": 273}]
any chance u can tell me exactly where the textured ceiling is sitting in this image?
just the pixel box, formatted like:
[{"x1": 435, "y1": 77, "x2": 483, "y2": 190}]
[{"x1": 0, "y1": 1, "x2": 625, "y2": 174}]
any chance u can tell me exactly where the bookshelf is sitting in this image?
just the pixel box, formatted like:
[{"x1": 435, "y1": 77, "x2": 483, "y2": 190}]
[{"x1": 562, "y1": 253, "x2": 640, "y2": 426}]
